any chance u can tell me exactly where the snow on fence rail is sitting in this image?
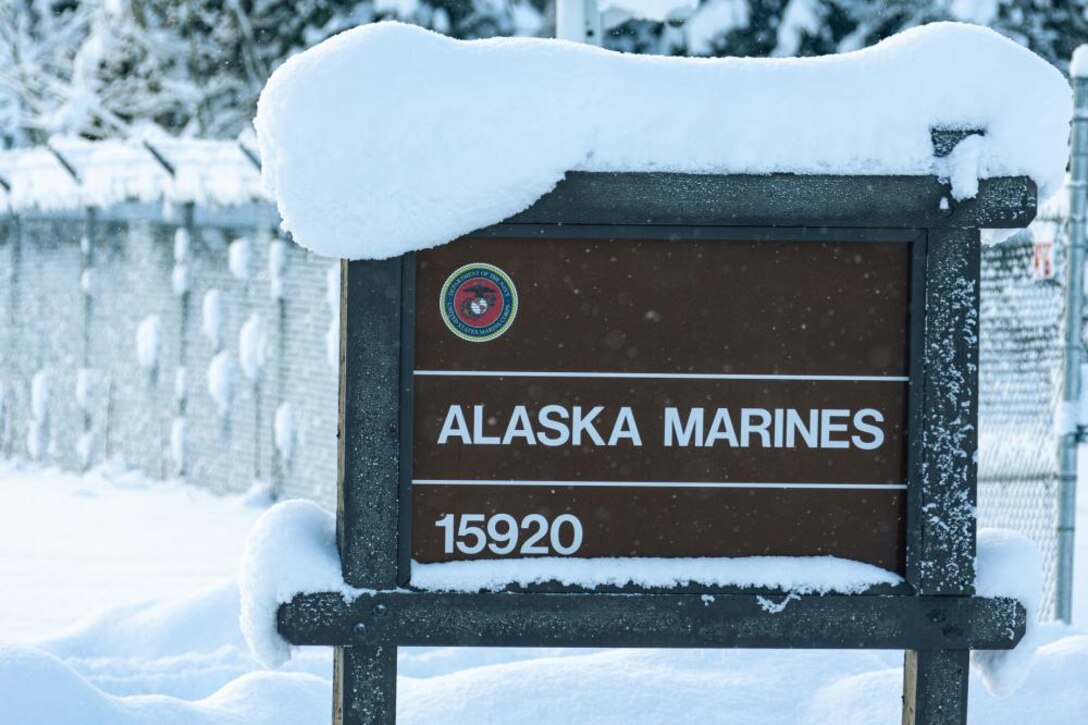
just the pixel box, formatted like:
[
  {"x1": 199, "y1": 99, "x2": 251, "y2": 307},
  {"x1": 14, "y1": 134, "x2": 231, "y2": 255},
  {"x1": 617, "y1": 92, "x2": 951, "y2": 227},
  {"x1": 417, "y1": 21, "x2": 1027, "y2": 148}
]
[
  {"x1": 0, "y1": 137, "x2": 268, "y2": 212},
  {"x1": 0, "y1": 138, "x2": 1072, "y2": 617}
]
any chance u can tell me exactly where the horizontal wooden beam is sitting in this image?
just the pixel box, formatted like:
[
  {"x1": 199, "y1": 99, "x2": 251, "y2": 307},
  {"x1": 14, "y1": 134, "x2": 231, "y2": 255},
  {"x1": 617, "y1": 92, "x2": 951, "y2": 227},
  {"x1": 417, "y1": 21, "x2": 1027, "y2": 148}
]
[
  {"x1": 0, "y1": 175, "x2": 1035, "y2": 234},
  {"x1": 279, "y1": 591, "x2": 1025, "y2": 651},
  {"x1": 502, "y1": 173, "x2": 1036, "y2": 230}
]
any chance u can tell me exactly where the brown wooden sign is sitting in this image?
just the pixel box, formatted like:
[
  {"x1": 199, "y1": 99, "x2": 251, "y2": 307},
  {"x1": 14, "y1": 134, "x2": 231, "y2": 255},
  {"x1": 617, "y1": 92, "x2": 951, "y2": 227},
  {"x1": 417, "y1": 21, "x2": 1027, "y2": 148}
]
[
  {"x1": 411, "y1": 235, "x2": 913, "y2": 572},
  {"x1": 282, "y1": 170, "x2": 1034, "y2": 725}
]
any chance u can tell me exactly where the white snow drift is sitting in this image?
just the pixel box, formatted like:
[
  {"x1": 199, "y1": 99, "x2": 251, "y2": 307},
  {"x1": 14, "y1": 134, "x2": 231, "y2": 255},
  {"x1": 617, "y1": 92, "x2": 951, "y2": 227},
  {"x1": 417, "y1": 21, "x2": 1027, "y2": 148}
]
[
  {"x1": 2, "y1": 465, "x2": 1087, "y2": 724},
  {"x1": 256, "y1": 21, "x2": 1071, "y2": 259}
]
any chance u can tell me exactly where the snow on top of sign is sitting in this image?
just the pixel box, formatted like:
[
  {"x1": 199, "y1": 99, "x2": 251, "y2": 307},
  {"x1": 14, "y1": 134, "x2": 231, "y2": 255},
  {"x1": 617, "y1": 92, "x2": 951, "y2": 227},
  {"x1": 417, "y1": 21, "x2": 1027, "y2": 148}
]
[{"x1": 255, "y1": 21, "x2": 1071, "y2": 260}]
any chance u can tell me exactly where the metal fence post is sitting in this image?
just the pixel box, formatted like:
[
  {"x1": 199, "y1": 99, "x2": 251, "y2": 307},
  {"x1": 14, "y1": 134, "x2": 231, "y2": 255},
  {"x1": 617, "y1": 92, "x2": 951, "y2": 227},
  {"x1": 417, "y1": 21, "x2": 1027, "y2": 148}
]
[
  {"x1": 1056, "y1": 48, "x2": 1088, "y2": 624},
  {"x1": 81, "y1": 207, "x2": 97, "y2": 471},
  {"x1": 556, "y1": 0, "x2": 602, "y2": 45},
  {"x1": 177, "y1": 202, "x2": 195, "y2": 477}
]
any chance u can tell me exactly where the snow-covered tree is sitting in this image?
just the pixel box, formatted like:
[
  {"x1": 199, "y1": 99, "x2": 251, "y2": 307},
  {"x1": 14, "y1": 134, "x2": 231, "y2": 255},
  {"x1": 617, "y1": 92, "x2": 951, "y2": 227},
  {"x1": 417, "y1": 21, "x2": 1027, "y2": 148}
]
[
  {"x1": 0, "y1": 1, "x2": 91, "y2": 146},
  {"x1": 607, "y1": 0, "x2": 1088, "y2": 65},
  {"x1": 2, "y1": 0, "x2": 1086, "y2": 145}
]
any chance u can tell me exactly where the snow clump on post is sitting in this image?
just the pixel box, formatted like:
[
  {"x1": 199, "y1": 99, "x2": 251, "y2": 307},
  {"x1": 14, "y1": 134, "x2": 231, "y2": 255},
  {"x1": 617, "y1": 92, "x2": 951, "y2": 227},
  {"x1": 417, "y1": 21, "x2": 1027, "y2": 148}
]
[
  {"x1": 27, "y1": 369, "x2": 50, "y2": 460},
  {"x1": 238, "y1": 313, "x2": 267, "y2": 383},
  {"x1": 207, "y1": 351, "x2": 235, "y2": 416},
  {"x1": 136, "y1": 315, "x2": 161, "y2": 376},
  {"x1": 274, "y1": 402, "x2": 295, "y2": 465},
  {"x1": 268, "y1": 237, "x2": 288, "y2": 300},
  {"x1": 202, "y1": 290, "x2": 223, "y2": 351},
  {"x1": 239, "y1": 500, "x2": 360, "y2": 668},
  {"x1": 229, "y1": 237, "x2": 252, "y2": 281}
]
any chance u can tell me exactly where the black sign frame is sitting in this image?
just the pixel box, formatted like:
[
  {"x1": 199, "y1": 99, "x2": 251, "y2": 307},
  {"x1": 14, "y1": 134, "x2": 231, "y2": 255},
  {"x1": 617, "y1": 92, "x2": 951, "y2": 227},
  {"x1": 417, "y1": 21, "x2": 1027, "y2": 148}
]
[
  {"x1": 400, "y1": 225, "x2": 924, "y2": 580},
  {"x1": 279, "y1": 158, "x2": 1038, "y2": 725}
]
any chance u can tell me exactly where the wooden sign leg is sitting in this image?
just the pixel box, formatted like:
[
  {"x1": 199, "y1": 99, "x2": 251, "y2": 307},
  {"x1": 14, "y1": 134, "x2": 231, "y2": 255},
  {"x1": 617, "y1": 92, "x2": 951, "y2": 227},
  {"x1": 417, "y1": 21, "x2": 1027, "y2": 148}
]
[
  {"x1": 902, "y1": 226, "x2": 980, "y2": 725},
  {"x1": 902, "y1": 650, "x2": 969, "y2": 725},
  {"x1": 335, "y1": 645, "x2": 398, "y2": 725},
  {"x1": 335, "y1": 258, "x2": 405, "y2": 723}
]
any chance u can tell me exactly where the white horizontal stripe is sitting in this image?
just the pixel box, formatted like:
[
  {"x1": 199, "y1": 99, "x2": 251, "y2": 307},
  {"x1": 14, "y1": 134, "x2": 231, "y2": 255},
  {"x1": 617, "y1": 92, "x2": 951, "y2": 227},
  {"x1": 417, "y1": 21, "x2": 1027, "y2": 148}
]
[
  {"x1": 413, "y1": 479, "x2": 907, "y2": 490},
  {"x1": 414, "y1": 370, "x2": 908, "y2": 382}
]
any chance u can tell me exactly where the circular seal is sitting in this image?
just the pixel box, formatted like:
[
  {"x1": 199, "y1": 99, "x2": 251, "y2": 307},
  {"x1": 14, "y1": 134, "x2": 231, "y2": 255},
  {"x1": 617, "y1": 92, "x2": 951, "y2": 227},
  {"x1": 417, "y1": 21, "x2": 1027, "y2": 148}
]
[{"x1": 439, "y1": 263, "x2": 518, "y2": 342}]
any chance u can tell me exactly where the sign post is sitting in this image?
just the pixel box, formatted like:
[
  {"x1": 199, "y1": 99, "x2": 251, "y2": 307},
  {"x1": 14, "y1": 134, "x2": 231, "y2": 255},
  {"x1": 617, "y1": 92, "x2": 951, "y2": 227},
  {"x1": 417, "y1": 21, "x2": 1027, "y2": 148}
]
[{"x1": 279, "y1": 136, "x2": 1037, "y2": 725}]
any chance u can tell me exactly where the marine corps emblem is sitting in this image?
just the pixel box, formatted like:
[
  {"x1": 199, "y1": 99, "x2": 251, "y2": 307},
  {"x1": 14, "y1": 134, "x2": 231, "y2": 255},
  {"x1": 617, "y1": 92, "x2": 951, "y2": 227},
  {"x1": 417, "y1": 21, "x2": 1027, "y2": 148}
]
[{"x1": 439, "y1": 263, "x2": 518, "y2": 342}]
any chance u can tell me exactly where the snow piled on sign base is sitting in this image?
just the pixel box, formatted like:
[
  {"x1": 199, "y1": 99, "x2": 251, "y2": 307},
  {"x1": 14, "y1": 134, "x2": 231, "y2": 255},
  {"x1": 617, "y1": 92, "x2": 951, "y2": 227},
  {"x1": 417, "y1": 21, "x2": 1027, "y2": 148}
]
[
  {"x1": 256, "y1": 21, "x2": 1071, "y2": 260},
  {"x1": 239, "y1": 502, "x2": 1051, "y2": 701},
  {"x1": 411, "y1": 555, "x2": 902, "y2": 593},
  {"x1": 973, "y1": 528, "x2": 1045, "y2": 695},
  {"x1": 238, "y1": 501, "x2": 362, "y2": 668},
  {"x1": 239, "y1": 501, "x2": 900, "y2": 669}
]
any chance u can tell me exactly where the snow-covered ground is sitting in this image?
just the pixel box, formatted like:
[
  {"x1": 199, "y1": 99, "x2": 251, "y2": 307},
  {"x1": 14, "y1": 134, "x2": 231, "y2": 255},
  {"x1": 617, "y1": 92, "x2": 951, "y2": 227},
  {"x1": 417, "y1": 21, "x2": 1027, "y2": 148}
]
[
  {"x1": 0, "y1": 461, "x2": 1085, "y2": 723},
  {"x1": 0, "y1": 461, "x2": 262, "y2": 644}
]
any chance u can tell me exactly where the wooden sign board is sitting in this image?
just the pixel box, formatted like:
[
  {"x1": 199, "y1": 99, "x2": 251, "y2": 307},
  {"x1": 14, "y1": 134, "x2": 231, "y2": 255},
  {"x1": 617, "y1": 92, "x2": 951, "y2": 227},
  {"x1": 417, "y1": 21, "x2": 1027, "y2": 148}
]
[
  {"x1": 279, "y1": 168, "x2": 1035, "y2": 725},
  {"x1": 410, "y1": 235, "x2": 915, "y2": 572}
]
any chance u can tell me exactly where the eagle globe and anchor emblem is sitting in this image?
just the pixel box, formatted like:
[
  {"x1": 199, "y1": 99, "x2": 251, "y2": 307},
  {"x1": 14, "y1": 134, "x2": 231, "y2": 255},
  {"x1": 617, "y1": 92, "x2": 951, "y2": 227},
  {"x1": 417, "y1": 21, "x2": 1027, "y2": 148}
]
[{"x1": 439, "y1": 263, "x2": 519, "y2": 342}]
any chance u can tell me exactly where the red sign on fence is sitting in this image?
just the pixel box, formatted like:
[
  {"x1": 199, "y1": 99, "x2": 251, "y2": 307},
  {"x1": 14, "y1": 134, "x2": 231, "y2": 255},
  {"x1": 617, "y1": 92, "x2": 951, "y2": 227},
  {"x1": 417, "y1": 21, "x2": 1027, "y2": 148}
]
[{"x1": 1032, "y1": 223, "x2": 1057, "y2": 280}]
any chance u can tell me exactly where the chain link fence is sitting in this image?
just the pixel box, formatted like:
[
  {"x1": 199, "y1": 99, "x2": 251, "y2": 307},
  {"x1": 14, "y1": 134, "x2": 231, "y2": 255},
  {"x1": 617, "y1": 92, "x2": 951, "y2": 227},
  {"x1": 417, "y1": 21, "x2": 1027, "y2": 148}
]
[
  {"x1": 978, "y1": 202, "x2": 1067, "y2": 620},
  {"x1": 0, "y1": 138, "x2": 1078, "y2": 620}
]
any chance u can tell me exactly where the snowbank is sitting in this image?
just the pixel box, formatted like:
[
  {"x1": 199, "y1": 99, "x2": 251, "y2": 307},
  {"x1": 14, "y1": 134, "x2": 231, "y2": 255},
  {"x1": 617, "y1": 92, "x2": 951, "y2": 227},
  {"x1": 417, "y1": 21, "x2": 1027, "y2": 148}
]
[
  {"x1": 411, "y1": 555, "x2": 902, "y2": 593},
  {"x1": 0, "y1": 465, "x2": 265, "y2": 644},
  {"x1": 0, "y1": 646, "x2": 327, "y2": 725},
  {"x1": 36, "y1": 580, "x2": 331, "y2": 701},
  {"x1": 256, "y1": 21, "x2": 1071, "y2": 259},
  {"x1": 396, "y1": 636, "x2": 1088, "y2": 724},
  {"x1": 3, "y1": 465, "x2": 1087, "y2": 723},
  {"x1": 238, "y1": 501, "x2": 361, "y2": 668}
]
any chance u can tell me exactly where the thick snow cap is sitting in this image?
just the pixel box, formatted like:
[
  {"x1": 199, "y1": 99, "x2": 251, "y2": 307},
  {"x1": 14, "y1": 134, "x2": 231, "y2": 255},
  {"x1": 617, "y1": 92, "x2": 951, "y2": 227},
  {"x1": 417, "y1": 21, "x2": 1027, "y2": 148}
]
[{"x1": 256, "y1": 21, "x2": 1071, "y2": 260}]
